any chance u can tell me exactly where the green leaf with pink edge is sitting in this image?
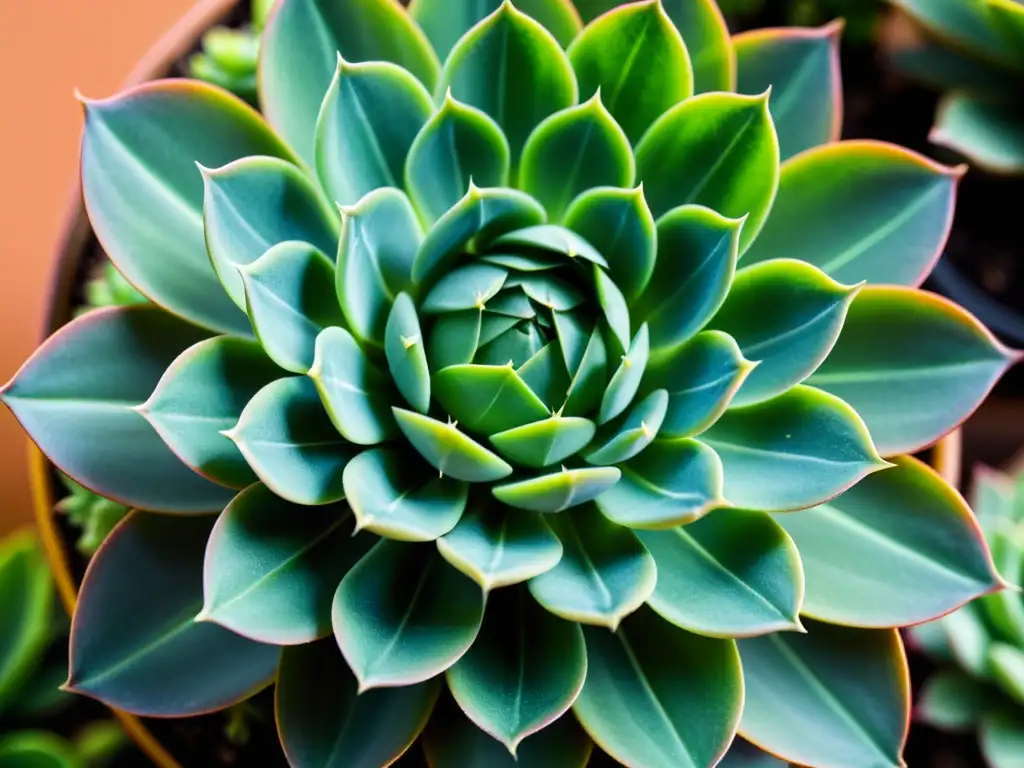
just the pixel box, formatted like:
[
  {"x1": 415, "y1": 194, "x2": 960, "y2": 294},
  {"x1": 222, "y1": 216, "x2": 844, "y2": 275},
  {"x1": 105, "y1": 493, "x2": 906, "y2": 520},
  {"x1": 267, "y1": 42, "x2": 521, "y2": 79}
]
[
  {"x1": 931, "y1": 94, "x2": 1024, "y2": 175},
  {"x1": 808, "y1": 286, "x2": 1020, "y2": 457},
  {"x1": 733, "y1": 22, "x2": 843, "y2": 162},
  {"x1": 80, "y1": 81, "x2": 297, "y2": 335},
  {"x1": 742, "y1": 141, "x2": 963, "y2": 286},
  {"x1": 0, "y1": 307, "x2": 234, "y2": 513},
  {"x1": 889, "y1": 0, "x2": 1015, "y2": 65},
  {"x1": 259, "y1": 0, "x2": 439, "y2": 164},
  {"x1": 982, "y1": 706, "x2": 1024, "y2": 768},
  {"x1": 778, "y1": 455, "x2": 1003, "y2": 628},
  {"x1": 67, "y1": 512, "x2": 279, "y2": 717},
  {"x1": 332, "y1": 540, "x2": 484, "y2": 691},
  {"x1": 200, "y1": 484, "x2": 372, "y2": 645},
  {"x1": 739, "y1": 622, "x2": 909, "y2": 768}
]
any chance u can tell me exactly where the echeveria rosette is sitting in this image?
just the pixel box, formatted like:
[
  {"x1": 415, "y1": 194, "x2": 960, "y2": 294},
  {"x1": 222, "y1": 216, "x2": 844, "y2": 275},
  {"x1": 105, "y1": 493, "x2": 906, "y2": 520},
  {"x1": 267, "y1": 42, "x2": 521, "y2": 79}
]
[
  {"x1": 909, "y1": 465, "x2": 1024, "y2": 768},
  {"x1": 1, "y1": 1, "x2": 1017, "y2": 766},
  {"x1": 888, "y1": 0, "x2": 1024, "y2": 174}
]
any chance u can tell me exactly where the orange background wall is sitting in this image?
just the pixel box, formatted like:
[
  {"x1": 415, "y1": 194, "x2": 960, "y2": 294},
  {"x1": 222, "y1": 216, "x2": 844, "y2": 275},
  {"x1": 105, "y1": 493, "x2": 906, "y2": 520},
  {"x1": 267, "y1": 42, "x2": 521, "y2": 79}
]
[{"x1": 0, "y1": 0, "x2": 195, "y2": 533}]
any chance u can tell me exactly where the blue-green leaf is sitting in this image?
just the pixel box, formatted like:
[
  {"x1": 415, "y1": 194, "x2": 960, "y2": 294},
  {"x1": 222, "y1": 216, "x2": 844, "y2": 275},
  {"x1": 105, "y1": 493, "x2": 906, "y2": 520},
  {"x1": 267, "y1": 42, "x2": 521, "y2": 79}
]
[
  {"x1": 421, "y1": 263, "x2": 508, "y2": 314},
  {"x1": 433, "y1": 364, "x2": 550, "y2": 434},
  {"x1": 428, "y1": 309, "x2": 484, "y2": 371},
  {"x1": 585, "y1": 389, "x2": 668, "y2": 465},
  {"x1": 599, "y1": 324, "x2": 650, "y2": 424},
  {"x1": 385, "y1": 293, "x2": 430, "y2": 413},
  {"x1": 393, "y1": 408, "x2": 513, "y2": 483},
  {"x1": 493, "y1": 467, "x2": 621, "y2": 514},
  {"x1": 489, "y1": 224, "x2": 607, "y2": 267},
  {"x1": 490, "y1": 415, "x2": 597, "y2": 468}
]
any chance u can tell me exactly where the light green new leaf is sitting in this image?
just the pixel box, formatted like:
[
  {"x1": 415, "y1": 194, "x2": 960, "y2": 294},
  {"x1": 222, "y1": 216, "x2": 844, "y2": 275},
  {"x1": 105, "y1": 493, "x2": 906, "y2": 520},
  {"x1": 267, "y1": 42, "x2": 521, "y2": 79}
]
[
  {"x1": 435, "y1": 2, "x2": 578, "y2": 167},
  {"x1": 333, "y1": 540, "x2": 484, "y2": 689},
  {"x1": 980, "y1": 525, "x2": 1024, "y2": 644},
  {"x1": 437, "y1": 505, "x2": 563, "y2": 591},
  {"x1": 734, "y1": 24, "x2": 843, "y2": 162},
  {"x1": 490, "y1": 414, "x2": 597, "y2": 468},
  {"x1": 932, "y1": 93, "x2": 1024, "y2": 175},
  {"x1": 739, "y1": 622, "x2": 909, "y2": 768},
  {"x1": 1, "y1": 307, "x2": 233, "y2": 512},
  {"x1": 529, "y1": 504, "x2": 654, "y2": 628},
  {"x1": 385, "y1": 293, "x2": 430, "y2": 413},
  {"x1": 68, "y1": 513, "x2": 279, "y2": 716},
  {"x1": 713, "y1": 258, "x2": 860, "y2": 407},
  {"x1": 433, "y1": 364, "x2": 550, "y2": 434},
  {"x1": 260, "y1": 0, "x2": 439, "y2": 163},
  {"x1": 779, "y1": 455, "x2": 1002, "y2": 627},
  {"x1": 982, "y1": 706, "x2": 1024, "y2": 768},
  {"x1": 644, "y1": 331, "x2": 756, "y2": 439},
  {"x1": 200, "y1": 484, "x2": 369, "y2": 645},
  {"x1": 493, "y1": 467, "x2": 621, "y2": 514},
  {"x1": 421, "y1": 263, "x2": 508, "y2": 314},
  {"x1": 563, "y1": 186, "x2": 656, "y2": 303},
  {"x1": 393, "y1": 408, "x2": 513, "y2": 483},
  {"x1": 585, "y1": 389, "x2": 667, "y2": 465},
  {"x1": 938, "y1": 602, "x2": 991, "y2": 677},
  {"x1": 575, "y1": 606, "x2": 742, "y2": 768},
  {"x1": 239, "y1": 241, "x2": 345, "y2": 373},
  {"x1": 639, "y1": 205, "x2": 742, "y2": 357},
  {"x1": 599, "y1": 323, "x2": 650, "y2": 424},
  {"x1": 635, "y1": 92, "x2": 779, "y2": 252},
  {"x1": 343, "y1": 448, "x2": 468, "y2": 542},
  {"x1": 0, "y1": 532, "x2": 53, "y2": 713},
  {"x1": 702, "y1": 385, "x2": 888, "y2": 512},
  {"x1": 277, "y1": 639, "x2": 439, "y2": 768},
  {"x1": 447, "y1": 586, "x2": 586, "y2": 753},
  {"x1": 490, "y1": 224, "x2": 607, "y2": 266},
  {"x1": 991, "y1": 643, "x2": 1024, "y2": 704},
  {"x1": 309, "y1": 326, "x2": 397, "y2": 445},
  {"x1": 595, "y1": 438, "x2": 725, "y2": 528},
  {"x1": 808, "y1": 286, "x2": 1019, "y2": 456},
  {"x1": 201, "y1": 156, "x2": 340, "y2": 310},
  {"x1": 519, "y1": 94, "x2": 634, "y2": 221},
  {"x1": 0, "y1": 732, "x2": 83, "y2": 768},
  {"x1": 315, "y1": 58, "x2": 433, "y2": 206},
  {"x1": 743, "y1": 141, "x2": 962, "y2": 286},
  {"x1": 335, "y1": 187, "x2": 422, "y2": 347},
  {"x1": 81, "y1": 81, "x2": 296, "y2": 334},
  {"x1": 917, "y1": 670, "x2": 988, "y2": 731},
  {"x1": 140, "y1": 336, "x2": 280, "y2": 489},
  {"x1": 640, "y1": 508, "x2": 804, "y2": 637},
  {"x1": 567, "y1": 0, "x2": 693, "y2": 145},
  {"x1": 228, "y1": 377, "x2": 356, "y2": 506},
  {"x1": 662, "y1": 0, "x2": 736, "y2": 93},
  {"x1": 405, "y1": 93, "x2": 511, "y2": 225}
]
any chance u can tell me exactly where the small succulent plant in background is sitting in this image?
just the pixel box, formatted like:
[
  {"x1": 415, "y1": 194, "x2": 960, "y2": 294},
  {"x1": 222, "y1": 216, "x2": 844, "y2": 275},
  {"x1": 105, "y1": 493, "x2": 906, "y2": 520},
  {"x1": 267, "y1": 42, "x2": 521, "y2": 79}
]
[
  {"x1": 187, "y1": 0, "x2": 277, "y2": 105},
  {"x1": 887, "y1": 0, "x2": 1024, "y2": 174},
  {"x1": 3, "y1": 1, "x2": 1019, "y2": 766},
  {"x1": 910, "y1": 463, "x2": 1024, "y2": 768}
]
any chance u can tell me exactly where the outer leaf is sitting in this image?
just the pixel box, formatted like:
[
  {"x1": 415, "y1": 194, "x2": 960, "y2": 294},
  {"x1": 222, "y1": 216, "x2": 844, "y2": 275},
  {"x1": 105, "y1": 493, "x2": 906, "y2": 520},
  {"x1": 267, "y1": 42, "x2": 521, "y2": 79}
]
[
  {"x1": 0, "y1": 733, "x2": 83, "y2": 768},
  {"x1": 644, "y1": 331, "x2": 756, "y2": 439},
  {"x1": 519, "y1": 94, "x2": 635, "y2": 221},
  {"x1": 981, "y1": 707, "x2": 1024, "y2": 768},
  {"x1": 889, "y1": 0, "x2": 1012, "y2": 64},
  {"x1": 493, "y1": 467, "x2": 622, "y2": 514},
  {"x1": 701, "y1": 385, "x2": 888, "y2": 512},
  {"x1": 200, "y1": 484, "x2": 369, "y2": 644},
  {"x1": 635, "y1": 91, "x2": 778, "y2": 252},
  {"x1": 68, "y1": 513, "x2": 278, "y2": 716},
  {"x1": 563, "y1": 186, "x2": 656, "y2": 303},
  {"x1": 437, "y1": 506, "x2": 563, "y2": 591},
  {"x1": 140, "y1": 336, "x2": 280, "y2": 488},
  {"x1": 0, "y1": 532, "x2": 53, "y2": 712},
  {"x1": 309, "y1": 326, "x2": 397, "y2": 445},
  {"x1": 409, "y1": 0, "x2": 582, "y2": 59},
  {"x1": 435, "y1": 2, "x2": 578, "y2": 166},
  {"x1": 315, "y1": 58, "x2": 433, "y2": 206},
  {"x1": 393, "y1": 408, "x2": 513, "y2": 482},
  {"x1": 991, "y1": 643, "x2": 1024, "y2": 704},
  {"x1": 336, "y1": 187, "x2": 422, "y2": 347},
  {"x1": 742, "y1": 141, "x2": 962, "y2": 286},
  {"x1": 917, "y1": 670, "x2": 989, "y2": 731},
  {"x1": 808, "y1": 287, "x2": 1019, "y2": 456},
  {"x1": 239, "y1": 241, "x2": 345, "y2": 373},
  {"x1": 595, "y1": 438, "x2": 725, "y2": 528},
  {"x1": 385, "y1": 293, "x2": 430, "y2": 413},
  {"x1": 567, "y1": 0, "x2": 693, "y2": 145},
  {"x1": 433, "y1": 364, "x2": 550, "y2": 434},
  {"x1": 599, "y1": 324, "x2": 650, "y2": 424},
  {"x1": 733, "y1": 23, "x2": 843, "y2": 162},
  {"x1": 405, "y1": 93, "x2": 510, "y2": 225},
  {"x1": 529, "y1": 504, "x2": 655, "y2": 628},
  {"x1": 938, "y1": 601, "x2": 991, "y2": 677},
  {"x1": 639, "y1": 508, "x2": 804, "y2": 637},
  {"x1": 662, "y1": 0, "x2": 736, "y2": 93},
  {"x1": 638, "y1": 205, "x2": 741, "y2": 357},
  {"x1": 260, "y1": 0, "x2": 439, "y2": 163},
  {"x1": 713, "y1": 258, "x2": 860, "y2": 407},
  {"x1": 490, "y1": 414, "x2": 596, "y2": 468},
  {"x1": 201, "y1": 156, "x2": 340, "y2": 310},
  {"x1": 343, "y1": 448, "x2": 468, "y2": 541},
  {"x1": 778, "y1": 455, "x2": 1002, "y2": 627},
  {"x1": 932, "y1": 93, "x2": 1024, "y2": 174},
  {"x1": 0, "y1": 307, "x2": 232, "y2": 512},
  {"x1": 739, "y1": 622, "x2": 909, "y2": 768},
  {"x1": 447, "y1": 586, "x2": 586, "y2": 753},
  {"x1": 575, "y1": 606, "x2": 743, "y2": 768},
  {"x1": 80, "y1": 81, "x2": 296, "y2": 334},
  {"x1": 227, "y1": 377, "x2": 355, "y2": 506},
  {"x1": 332, "y1": 540, "x2": 484, "y2": 689}
]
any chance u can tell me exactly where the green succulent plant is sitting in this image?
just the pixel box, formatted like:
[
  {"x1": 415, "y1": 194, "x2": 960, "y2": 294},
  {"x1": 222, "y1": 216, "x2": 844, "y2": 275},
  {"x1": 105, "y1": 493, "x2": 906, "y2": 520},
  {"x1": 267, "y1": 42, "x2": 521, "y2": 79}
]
[
  {"x1": 2, "y1": 1, "x2": 1019, "y2": 766},
  {"x1": 910, "y1": 463, "x2": 1024, "y2": 768},
  {"x1": 888, "y1": 0, "x2": 1024, "y2": 173},
  {"x1": 187, "y1": 0, "x2": 277, "y2": 104},
  {"x1": 55, "y1": 474, "x2": 130, "y2": 557}
]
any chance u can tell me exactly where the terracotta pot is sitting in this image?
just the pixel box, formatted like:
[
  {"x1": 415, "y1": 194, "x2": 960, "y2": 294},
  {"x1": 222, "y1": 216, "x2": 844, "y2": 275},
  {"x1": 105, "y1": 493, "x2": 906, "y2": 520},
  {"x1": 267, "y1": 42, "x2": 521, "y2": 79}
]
[{"x1": 26, "y1": 0, "x2": 965, "y2": 765}]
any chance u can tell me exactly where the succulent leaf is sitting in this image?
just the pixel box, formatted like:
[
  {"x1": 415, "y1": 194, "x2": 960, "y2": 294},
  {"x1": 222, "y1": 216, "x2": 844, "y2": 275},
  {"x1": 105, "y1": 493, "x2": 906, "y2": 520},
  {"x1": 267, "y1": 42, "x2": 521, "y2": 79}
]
[
  {"x1": 598, "y1": 323, "x2": 650, "y2": 424},
  {"x1": 981, "y1": 707, "x2": 1024, "y2": 768},
  {"x1": 660, "y1": 0, "x2": 736, "y2": 93},
  {"x1": 584, "y1": 389, "x2": 668, "y2": 465},
  {"x1": 385, "y1": 293, "x2": 431, "y2": 413},
  {"x1": 490, "y1": 224, "x2": 608, "y2": 266},
  {"x1": 931, "y1": 93, "x2": 1024, "y2": 174},
  {"x1": 393, "y1": 408, "x2": 514, "y2": 482},
  {"x1": 427, "y1": 310, "x2": 484, "y2": 370},
  {"x1": 916, "y1": 670, "x2": 988, "y2": 731},
  {"x1": 433, "y1": 364, "x2": 550, "y2": 434},
  {"x1": 421, "y1": 263, "x2": 508, "y2": 313},
  {"x1": 0, "y1": 532, "x2": 53, "y2": 711}
]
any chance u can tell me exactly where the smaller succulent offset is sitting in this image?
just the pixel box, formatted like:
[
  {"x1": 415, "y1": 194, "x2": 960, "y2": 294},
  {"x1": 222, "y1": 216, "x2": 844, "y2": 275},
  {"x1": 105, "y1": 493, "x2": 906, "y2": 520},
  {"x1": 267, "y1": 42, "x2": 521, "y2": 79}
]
[
  {"x1": 187, "y1": 0, "x2": 276, "y2": 105},
  {"x1": 888, "y1": 0, "x2": 1024, "y2": 173},
  {"x1": 910, "y1": 464, "x2": 1024, "y2": 768}
]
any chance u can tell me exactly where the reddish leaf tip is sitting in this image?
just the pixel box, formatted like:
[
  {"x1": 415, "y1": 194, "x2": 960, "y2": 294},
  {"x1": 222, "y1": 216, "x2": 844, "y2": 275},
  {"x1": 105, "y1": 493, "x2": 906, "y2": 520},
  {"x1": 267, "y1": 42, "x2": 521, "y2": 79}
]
[{"x1": 821, "y1": 18, "x2": 846, "y2": 40}]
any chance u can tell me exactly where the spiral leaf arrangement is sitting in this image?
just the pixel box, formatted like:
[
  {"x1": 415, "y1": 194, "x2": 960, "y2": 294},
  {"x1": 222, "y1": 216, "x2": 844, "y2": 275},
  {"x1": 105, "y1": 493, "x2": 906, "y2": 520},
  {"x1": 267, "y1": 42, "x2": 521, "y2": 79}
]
[{"x1": 3, "y1": 1, "x2": 1020, "y2": 766}]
